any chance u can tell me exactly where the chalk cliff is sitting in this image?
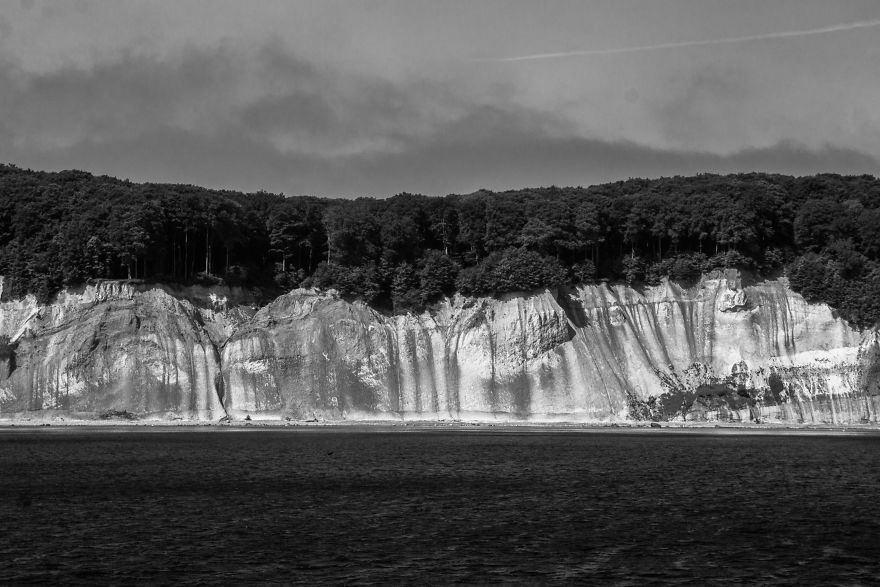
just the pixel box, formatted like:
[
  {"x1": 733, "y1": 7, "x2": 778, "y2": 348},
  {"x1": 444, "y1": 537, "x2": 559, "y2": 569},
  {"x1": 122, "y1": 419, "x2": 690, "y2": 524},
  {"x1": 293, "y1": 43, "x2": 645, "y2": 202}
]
[
  {"x1": 1, "y1": 272, "x2": 878, "y2": 423},
  {"x1": 0, "y1": 280, "x2": 225, "y2": 420}
]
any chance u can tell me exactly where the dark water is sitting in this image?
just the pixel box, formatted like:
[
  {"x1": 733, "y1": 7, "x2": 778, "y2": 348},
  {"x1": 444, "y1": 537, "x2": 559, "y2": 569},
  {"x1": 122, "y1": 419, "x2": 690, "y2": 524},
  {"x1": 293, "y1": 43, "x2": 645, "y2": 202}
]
[{"x1": 1, "y1": 428, "x2": 880, "y2": 585}]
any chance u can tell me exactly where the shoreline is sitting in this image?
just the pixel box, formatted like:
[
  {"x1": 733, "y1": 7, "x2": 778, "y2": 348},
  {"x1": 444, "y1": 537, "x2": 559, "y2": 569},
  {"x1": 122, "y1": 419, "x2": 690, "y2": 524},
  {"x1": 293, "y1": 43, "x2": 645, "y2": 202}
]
[{"x1": 1, "y1": 418, "x2": 879, "y2": 435}]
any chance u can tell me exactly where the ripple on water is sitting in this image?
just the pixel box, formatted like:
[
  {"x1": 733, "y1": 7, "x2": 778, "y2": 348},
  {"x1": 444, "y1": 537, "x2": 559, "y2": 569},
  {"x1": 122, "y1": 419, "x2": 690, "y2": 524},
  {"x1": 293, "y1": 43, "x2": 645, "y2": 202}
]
[{"x1": 1, "y1": 430, "x2": 879, "y2": 584}]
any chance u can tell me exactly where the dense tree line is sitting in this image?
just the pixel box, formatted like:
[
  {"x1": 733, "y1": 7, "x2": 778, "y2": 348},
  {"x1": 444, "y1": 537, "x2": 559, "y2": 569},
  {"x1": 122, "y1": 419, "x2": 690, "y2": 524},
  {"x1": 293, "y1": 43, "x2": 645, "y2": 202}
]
[{"x1": 1, "y1": 164, "x2": 880, "y2": 325}]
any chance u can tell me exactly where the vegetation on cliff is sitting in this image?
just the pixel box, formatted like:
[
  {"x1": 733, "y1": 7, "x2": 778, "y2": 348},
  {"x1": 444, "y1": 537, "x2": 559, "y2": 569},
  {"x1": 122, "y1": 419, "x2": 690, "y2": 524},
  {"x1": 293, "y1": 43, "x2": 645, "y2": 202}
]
[{"x1": 1, "y1": 164, "x2": 879, "y2": 324}]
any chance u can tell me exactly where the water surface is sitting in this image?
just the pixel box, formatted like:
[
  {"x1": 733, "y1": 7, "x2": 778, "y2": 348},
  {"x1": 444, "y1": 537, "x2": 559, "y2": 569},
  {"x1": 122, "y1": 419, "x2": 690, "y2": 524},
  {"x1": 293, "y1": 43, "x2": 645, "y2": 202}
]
[{"x1": 1, "y1": 428, "x2": 879, "y2": 584}]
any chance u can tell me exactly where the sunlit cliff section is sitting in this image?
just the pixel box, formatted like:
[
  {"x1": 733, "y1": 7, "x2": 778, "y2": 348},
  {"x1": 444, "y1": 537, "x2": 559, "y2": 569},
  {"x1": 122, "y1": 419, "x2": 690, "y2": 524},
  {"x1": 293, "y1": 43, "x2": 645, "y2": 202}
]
[
  {"x1": 222, "y1": 272, "x2": 879, "y2": 424},
  {"x1": 0, "y1": 272, "x2": 877, "y2": 424},
  {"x1": 0, "y1": 280, "x2": 225, "y2": 420}
]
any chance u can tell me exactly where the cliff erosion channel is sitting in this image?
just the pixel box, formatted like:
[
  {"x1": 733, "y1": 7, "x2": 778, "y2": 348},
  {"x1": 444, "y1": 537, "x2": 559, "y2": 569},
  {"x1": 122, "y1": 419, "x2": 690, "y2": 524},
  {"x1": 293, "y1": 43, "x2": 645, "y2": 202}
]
[{"x1": 1, "y1": 271, "x2": 878, "y2": 424}]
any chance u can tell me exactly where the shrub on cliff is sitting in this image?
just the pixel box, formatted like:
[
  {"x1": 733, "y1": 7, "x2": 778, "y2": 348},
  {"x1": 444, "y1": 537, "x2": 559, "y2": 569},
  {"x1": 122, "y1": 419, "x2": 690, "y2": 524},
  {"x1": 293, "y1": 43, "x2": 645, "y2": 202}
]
[
  {"x1": 787, "y1": 254, "x2": 845, "y2": 307},
  {"x1": 570, "y1": 261, "x2": 597, "y2": 284},
  {"x1": 455, "y1": 265, "x2": 490, "y2": 297},
  {"x1": 303, "y1": 262, "x2": 381, "y2": 304},
  {"x1": 672, "y1": 253, "x2": 707, "y2": 282},
  {"x1": 391, "y1": 262, "x2": 421, "y2": 312},
  {"x1": 620, "y1": 256, "x2": 645, "y2": 286},
  {"x1": 456, "y1": 248, "x2": 567, "y2": 296},
  {"x1": 758, "y1": 248, "x2": 788, "y2": 274},
  {"x1": 491, "y1": 248, "x2": 568, "y2": 293},
  {"x1": 273, "y1": 269, "x2": 302, "y2": 290},
  {"x1": 704, "y1": 250, "x2": 754, "y2": 272},
  {"x1": 644, "y1": 259, "x2": 674, "y2": 286},
  {"x1": 418, "y1": 250, "x2": 459, "y2": 303},
  {"x1": 787, "y1": 253, "x2": 880, "y2": 327},
  {"x1": 644, "y1": 253, "x2": 706, "y2": 285},
  {"x1": 385, "y1": 252, "x2": 462, "y2": 313}
]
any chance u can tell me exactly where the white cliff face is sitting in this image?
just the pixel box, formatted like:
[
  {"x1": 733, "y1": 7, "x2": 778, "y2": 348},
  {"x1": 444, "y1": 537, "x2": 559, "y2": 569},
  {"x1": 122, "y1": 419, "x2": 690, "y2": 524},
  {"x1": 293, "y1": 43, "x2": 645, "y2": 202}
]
[
  {"x1": 1, "y1": 273, "x2": 877, "y2": 423},
  {"x1": 220, "y1": 274, "x2": 880, "y2": 424},
  {"x1": 0, "y1": 282, "x2": 225, "y2": 420},
  {"x1": 566, "y1": 274, "x2": 876, "y2": 423}
]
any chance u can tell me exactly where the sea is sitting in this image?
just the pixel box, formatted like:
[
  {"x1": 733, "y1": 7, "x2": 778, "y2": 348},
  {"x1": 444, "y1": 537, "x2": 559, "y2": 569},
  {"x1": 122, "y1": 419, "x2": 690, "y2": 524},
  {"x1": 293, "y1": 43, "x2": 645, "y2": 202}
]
[{"x1": 1, "y1": 427, "x2": 879, "y2": 585}]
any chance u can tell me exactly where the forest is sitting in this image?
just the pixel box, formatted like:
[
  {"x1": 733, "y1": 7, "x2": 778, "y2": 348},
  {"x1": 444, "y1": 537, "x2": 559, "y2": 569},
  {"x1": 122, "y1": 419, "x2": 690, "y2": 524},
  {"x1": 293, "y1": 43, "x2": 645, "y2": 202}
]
[{"x1": 1, "y1": 164, "x2": 880, "y2": 326}]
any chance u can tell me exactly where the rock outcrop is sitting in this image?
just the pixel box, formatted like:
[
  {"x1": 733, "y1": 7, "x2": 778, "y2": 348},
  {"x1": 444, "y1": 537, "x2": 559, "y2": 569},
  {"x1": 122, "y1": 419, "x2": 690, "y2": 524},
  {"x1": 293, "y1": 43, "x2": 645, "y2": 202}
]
[
  {"x1": 0, "y1": 281, "x2": 225, "y2": 420},
  {"x1": 1, "y1": 272, "x2": 878, "y2": 424}
]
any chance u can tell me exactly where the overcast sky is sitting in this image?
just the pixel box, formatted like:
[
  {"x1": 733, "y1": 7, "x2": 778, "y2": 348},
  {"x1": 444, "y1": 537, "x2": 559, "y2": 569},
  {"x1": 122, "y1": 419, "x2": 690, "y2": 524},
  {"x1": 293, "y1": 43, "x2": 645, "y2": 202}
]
[{"x1": 1, "y1": 0, "x2": 879, "y2": 196}]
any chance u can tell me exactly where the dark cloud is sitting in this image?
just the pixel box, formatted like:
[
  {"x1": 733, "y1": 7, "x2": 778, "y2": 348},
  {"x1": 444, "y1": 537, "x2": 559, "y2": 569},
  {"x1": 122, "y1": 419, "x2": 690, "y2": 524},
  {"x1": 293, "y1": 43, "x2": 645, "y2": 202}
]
[
  {"x1": 1, "y1": 42, "x2": 876, "y2": 197},
  {"x1": 655, "y1": 66, "x2": 754, "y2": 148},
  {"x1": 0, "y1": 46, "x2": 248, "y2": 150},
  {"x1": 0, "y1": 41, "x2": 468, "y2": 158},
  {"x1": 238, "y1": 93, "x2": 337, "y2": 136}
]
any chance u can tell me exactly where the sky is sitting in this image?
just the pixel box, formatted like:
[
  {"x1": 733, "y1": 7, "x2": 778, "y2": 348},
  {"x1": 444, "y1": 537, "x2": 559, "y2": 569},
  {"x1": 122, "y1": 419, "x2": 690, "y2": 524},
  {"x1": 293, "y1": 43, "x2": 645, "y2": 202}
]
[{"x1": 0, "y1": 0, "x2": 879, "y2": 197}]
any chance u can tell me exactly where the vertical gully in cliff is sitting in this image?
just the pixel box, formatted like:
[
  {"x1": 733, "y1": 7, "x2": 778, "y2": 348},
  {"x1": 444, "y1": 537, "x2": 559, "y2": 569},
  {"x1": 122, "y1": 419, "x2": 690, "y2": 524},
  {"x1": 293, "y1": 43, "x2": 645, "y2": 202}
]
[
  {"x1": 422, "y1": 331, "x2": 440, "y2": 414},
  {"x1": 188, "y1": 300, "x2": 229, "y2": 418},
  {"x1": 487, "y1": 309, "x2": 498, "y2": 413},
  {"x1": 445, "y1": 329, "x2": 462, "y2": 418},
  {"x1": 553, "y1": 287, "x2": 620, "y2": 413},
  {"x1": 512, "y1": 299, "x2": 532, "y2": 417}
]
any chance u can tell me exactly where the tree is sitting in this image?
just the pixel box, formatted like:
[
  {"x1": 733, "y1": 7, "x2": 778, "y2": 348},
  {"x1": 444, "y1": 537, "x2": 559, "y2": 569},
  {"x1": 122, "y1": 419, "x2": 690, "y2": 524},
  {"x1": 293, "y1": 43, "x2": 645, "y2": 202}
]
[
  {"x1": 794, "y1": 199, "x2": 843, "y2": 252},
  {"x1": 518, "y1": 217, "x2": 557, "y2": 255},
  {"x1": 1, "y1": 163, "x2": 879, "y2": 323},
  {"x1": 418, "y1": 250, "x2": 459, "y2": 304},
  {"x1": 391, "y1": 262, "x2": 421, "y2": 312}
]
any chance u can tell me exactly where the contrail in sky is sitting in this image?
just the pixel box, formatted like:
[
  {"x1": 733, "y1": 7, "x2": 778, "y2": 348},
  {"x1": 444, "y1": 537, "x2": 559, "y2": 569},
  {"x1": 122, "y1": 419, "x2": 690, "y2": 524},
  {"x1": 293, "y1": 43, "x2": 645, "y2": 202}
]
[{"x1": 480, "y1": 18, "x2": 880, "y2": 62}]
